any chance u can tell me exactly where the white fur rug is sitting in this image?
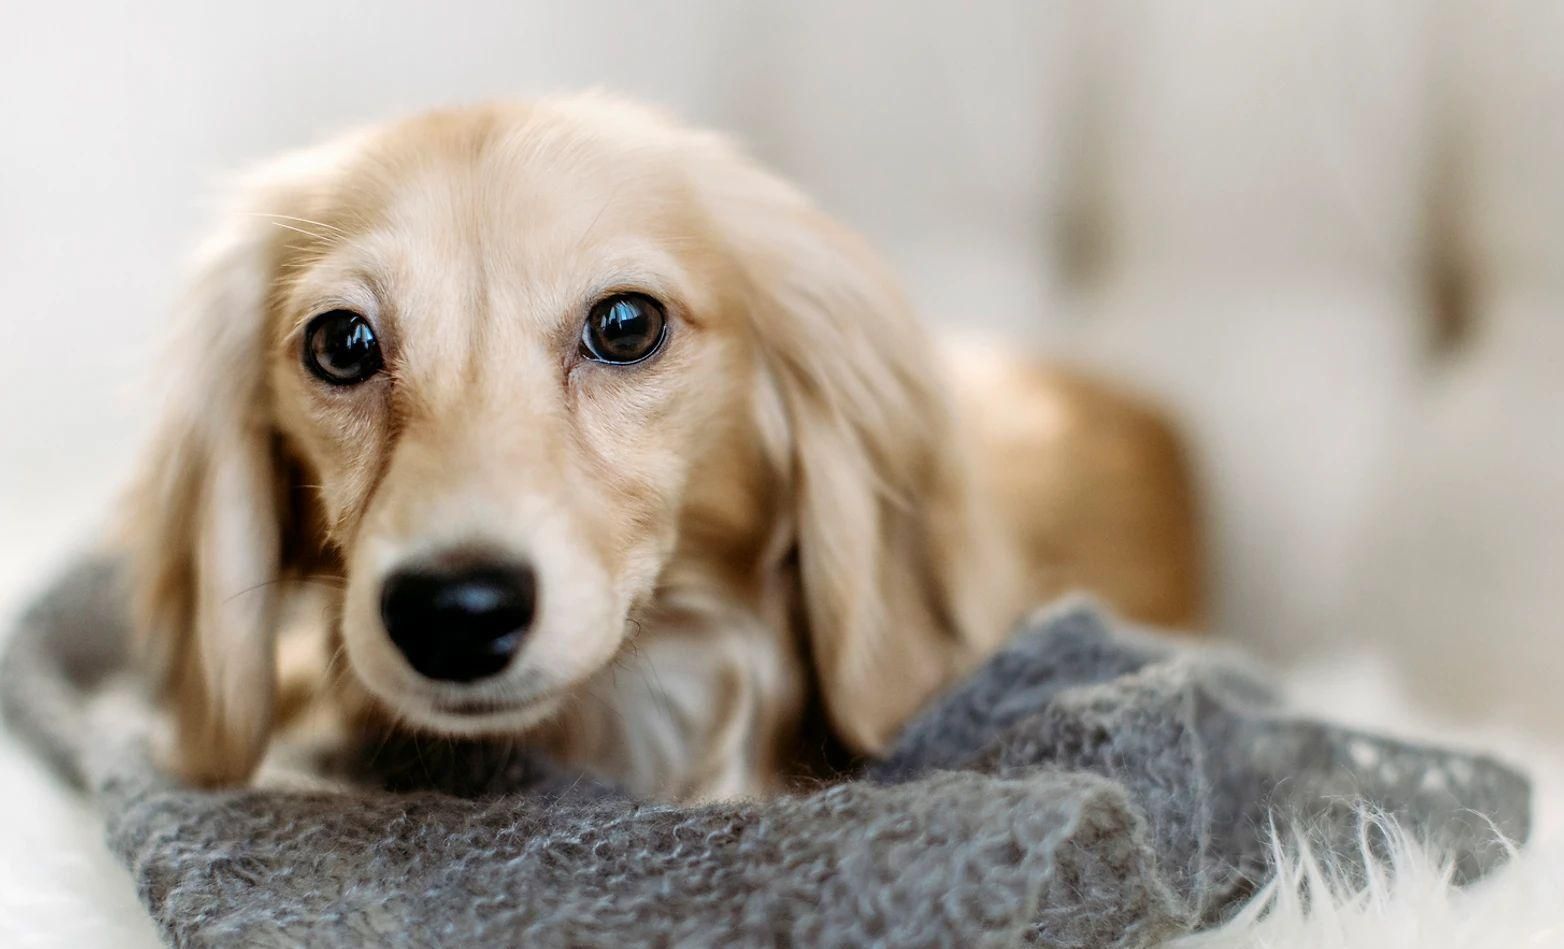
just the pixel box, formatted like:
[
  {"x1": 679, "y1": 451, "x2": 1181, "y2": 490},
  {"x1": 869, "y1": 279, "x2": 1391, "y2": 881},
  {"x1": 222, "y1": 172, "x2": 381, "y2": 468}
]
[
  {"x1": 0, "y1": 649, "x2": 1559, "y2": 947},
  {"x1": 1180, "y1": 655, "x2": 1564, "y2": 948}
]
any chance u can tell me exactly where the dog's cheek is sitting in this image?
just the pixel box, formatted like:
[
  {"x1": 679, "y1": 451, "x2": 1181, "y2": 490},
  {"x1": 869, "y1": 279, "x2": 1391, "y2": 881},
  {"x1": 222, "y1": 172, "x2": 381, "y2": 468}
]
[{"x1": 271, "y1": 379, "x2": 393, "y2": 547}]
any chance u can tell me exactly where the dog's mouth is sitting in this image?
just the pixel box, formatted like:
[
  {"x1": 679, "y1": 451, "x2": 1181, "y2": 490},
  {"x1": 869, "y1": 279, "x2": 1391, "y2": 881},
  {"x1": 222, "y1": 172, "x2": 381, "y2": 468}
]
[
  {"x1": 388, "y1": 697, "x2": 565, "y2": 739},
  {"x1": 432, "y1": 696, "x2": 508, "y2": 716},
  {"x1": 427, "y1": 690, "x2": 554, "y2": 718},
  {"x1": 368, "y1": 673, "x2": 572, "y2": 737},
  {"x1": 342, "y1": 648, "x2": 568, "y2": 735}
]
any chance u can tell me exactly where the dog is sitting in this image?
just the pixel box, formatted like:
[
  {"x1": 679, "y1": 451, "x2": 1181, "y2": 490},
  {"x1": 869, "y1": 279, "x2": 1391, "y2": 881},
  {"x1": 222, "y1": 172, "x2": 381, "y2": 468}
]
[{"x1": 123, "y1": 94, "x2": 1201, "y2": 800}]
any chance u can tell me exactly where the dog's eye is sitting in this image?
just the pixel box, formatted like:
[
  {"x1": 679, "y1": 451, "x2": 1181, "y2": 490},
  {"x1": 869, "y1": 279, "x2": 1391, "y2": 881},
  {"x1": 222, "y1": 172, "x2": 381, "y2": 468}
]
[
  {"x1": 303, "y1": 310, "x2": 383, "y2": 385},
  {"x1": 580, "y1": 294, "x2": 667, "y2": 365}
]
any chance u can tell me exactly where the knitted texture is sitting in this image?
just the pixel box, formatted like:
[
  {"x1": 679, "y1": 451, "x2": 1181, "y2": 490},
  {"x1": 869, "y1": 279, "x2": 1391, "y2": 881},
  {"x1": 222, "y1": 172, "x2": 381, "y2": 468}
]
[{"x1": 1, "y1": 559, "x2": 1532, "y2": 947}]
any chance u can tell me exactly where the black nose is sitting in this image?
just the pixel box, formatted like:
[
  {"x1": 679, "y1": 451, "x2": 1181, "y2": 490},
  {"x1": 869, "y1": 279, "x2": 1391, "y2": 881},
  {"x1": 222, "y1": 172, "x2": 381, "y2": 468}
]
[{"x1": 379, "y1": 562, "x2": 537, "y2": 683}]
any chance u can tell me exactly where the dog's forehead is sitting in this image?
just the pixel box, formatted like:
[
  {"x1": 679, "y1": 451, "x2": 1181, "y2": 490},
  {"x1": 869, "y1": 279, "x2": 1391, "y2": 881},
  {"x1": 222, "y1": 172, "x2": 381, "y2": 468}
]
[
  {"x1": 364, "y1": 111, "x2": 695, "y2": 252},
  {"x1": 300, "y1": 109, "x2": 714, "y2": 332},
  {"x1": 271, "y1": 107, "x2": 729, "y2": 413}
]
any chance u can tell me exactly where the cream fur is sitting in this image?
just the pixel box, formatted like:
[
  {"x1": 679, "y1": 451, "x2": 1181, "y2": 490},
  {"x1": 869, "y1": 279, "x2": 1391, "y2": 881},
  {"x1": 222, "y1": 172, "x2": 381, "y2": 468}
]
[{"x1": 122, "y1": 96, "x2": 1201, "y2": 800}]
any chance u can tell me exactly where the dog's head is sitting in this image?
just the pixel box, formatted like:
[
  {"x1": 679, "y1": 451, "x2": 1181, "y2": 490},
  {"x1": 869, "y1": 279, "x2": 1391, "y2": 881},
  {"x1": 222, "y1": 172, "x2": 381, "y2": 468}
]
[{"x1": 130, "y1": 96, "x2": 1005, "y2": 786}]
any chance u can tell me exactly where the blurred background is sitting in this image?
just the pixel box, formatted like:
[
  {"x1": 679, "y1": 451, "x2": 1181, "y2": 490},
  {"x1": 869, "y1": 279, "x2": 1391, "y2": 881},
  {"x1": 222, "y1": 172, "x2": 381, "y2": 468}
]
[{"x1": 2, "y1": 0, "x2": 1560, "y2": 747}]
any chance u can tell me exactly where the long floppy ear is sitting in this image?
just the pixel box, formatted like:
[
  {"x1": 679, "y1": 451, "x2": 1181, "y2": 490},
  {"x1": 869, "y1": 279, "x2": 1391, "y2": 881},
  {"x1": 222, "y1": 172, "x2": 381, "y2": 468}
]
[
  {"x1": 126, "y1": 189, "x2": 292, "y2": 786},
  {"x1": 702, "y1": 144, "x2": 1019, "y2": 754}
]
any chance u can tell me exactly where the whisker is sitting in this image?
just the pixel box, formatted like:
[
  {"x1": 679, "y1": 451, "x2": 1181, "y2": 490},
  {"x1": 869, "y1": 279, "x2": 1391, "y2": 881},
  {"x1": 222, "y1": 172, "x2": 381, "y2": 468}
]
[
  {"x1": 250, "y1": 212, "x2": 349, "y2": 238},
  {"x1": 581, "y1": 680, "x2": 629, "y2": 726},
  {"x1": 629, "y1": 638, "x2": 683, "y2": 749},
  {"x1": 571, "y1": 183, "x2": 630, "y2": 258},
  {"x1": 364, "y1": 708, "x2": 405, "y2": 771},
  {"x1": 317, "y1": 642, "x2": 350, "y2": 696},
  {"x1": 222, "y1": 577, "x2": 288, "y2": 603},
  {"x1": 267, "y1": 221, "x2": 337, "y2": 244},
  {"x1": 413, "y1": 732, "x2": 435, "y2": 787},
  {"x1": 223, "y1": 570, "x2": 351, "y2": 604}
]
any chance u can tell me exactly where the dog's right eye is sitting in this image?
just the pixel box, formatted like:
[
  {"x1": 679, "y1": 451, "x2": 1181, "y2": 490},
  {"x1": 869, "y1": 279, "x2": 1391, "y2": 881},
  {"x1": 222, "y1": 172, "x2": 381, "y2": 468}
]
[{"x1": 303, "y1": 310, "x2": 383, "y2": 385}]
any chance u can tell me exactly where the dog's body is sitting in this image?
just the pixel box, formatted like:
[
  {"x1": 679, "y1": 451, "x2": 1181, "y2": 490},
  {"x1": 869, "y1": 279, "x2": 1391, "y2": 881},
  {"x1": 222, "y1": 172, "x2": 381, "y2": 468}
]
[{"x1": 124, "y1": 96, "x2": 1200, "y2": 800}]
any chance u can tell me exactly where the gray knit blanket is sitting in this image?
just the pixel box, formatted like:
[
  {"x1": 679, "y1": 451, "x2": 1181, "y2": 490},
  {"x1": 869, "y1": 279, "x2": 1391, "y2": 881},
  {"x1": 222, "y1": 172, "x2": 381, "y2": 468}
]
[{"x1": 0, "y1": 558, "x2": 1531, "y2": 947}]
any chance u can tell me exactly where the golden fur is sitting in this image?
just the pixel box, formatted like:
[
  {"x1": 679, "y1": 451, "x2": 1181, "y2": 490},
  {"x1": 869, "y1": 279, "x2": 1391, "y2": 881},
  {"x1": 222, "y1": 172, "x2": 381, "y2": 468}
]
[{"x1": 125, "y1": 95, "x2": 1201, "y2": 799}]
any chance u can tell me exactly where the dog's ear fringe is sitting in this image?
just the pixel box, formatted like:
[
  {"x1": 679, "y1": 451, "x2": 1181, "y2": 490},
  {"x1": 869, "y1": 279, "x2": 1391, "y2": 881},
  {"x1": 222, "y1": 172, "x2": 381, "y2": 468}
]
[
  {"x1": 125, "y1": 181, "x2": 305, "y2": 787},
  {"x1": 702, "y1": 142, "x2": 1020, "y2": 754}
]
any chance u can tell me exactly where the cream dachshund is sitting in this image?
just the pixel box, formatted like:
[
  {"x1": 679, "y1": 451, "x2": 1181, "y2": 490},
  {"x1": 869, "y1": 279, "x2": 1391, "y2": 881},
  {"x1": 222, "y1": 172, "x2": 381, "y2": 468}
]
[{"x1": 126, "y1": 94, "x2": 1201, "y2": 800}]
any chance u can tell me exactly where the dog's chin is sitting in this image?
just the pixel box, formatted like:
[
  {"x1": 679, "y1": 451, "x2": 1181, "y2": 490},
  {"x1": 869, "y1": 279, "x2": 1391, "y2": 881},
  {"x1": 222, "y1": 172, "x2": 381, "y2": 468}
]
[
  {"x1": 381, "y1": 689, "x2": 569, "y2": 738},
  {"x1": 347, "y1": 660, "x2": 571, "y2": 738}
]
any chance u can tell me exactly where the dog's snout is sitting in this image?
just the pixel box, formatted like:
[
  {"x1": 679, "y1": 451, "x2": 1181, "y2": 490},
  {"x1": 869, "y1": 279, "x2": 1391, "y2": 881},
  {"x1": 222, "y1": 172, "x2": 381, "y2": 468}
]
[{"x1": 379, "y1": 561, "x2": 537, "y2": 683}]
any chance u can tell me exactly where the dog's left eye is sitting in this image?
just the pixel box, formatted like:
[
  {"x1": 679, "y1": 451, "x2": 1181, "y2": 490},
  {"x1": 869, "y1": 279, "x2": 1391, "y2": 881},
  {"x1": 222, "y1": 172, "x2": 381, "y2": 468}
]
[
  {"x1": 580, "y1": 294, "x2": 667, "y2": 365},
  {"x1": 303, "y1": 310, "x2": 383, "y2": 385}
]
